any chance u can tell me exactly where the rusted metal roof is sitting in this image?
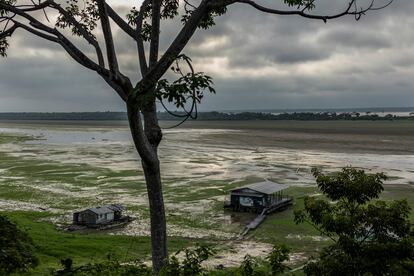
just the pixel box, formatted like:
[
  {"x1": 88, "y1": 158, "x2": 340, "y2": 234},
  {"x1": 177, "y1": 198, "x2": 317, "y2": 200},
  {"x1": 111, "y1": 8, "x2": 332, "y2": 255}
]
[{"x1": 232, "y1": 181, "x2": 289, "y2": 195}]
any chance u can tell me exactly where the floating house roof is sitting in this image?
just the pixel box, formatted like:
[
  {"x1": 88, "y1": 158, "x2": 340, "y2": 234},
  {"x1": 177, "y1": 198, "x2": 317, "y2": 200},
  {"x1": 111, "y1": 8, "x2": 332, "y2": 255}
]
[
  {"x1": 88, "y1": 206, "x2": 114, "y2": 215},
  {"x1": 75, "y1": 204, "x2": 125, "y2": 216},
  {"x1": 106, "y1": 204, "x2": 125, "y2": 212},
  {"x1": 232, "y1": 181, "x2": 289, "y2": 195}
]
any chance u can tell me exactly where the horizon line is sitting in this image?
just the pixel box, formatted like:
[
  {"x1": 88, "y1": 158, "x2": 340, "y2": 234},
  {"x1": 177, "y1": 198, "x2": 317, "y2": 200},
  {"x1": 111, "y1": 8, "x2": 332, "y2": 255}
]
[{"x1": 0, "y1": 106, "x2": 413, "y2": 113}]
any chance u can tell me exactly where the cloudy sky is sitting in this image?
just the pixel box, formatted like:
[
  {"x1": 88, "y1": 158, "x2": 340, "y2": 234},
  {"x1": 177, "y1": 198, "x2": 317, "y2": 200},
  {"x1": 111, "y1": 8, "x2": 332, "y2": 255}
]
[{"x1": 0, "y1": 0, "x2": 413, "y2": 112}]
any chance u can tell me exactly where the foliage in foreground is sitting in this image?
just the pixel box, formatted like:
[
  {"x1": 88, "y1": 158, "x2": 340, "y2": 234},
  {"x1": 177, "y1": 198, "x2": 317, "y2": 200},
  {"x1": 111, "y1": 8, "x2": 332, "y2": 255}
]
[
  {"x1": 52, "y1": 244, "x2": 290, "y2": 276},
  {"x1": 0, "y1": 214, "x2": 39, "y2": 274},
  {"x1": 53, "y1": 257, "x2": 152, "y2": 276},
  {"x1": 295, "y1": 167, "x2": 414, "y2": 275}
]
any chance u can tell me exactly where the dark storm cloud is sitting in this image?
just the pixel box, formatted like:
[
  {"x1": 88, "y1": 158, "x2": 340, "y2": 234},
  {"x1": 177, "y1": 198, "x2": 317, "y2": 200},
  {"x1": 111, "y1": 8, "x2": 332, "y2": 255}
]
[
  {"x1": 0, "y1": 55, "x2": 124, "y2": 112},
  {"x1": 201, "y1": 71, "x2": 414, "y2": 110},
  {"x1": 318, "y1": 28, "x2": 392, "y2": 49},
  {"x1": 186, "y1": 6, "x2": 331, "y2": 66},
  {"x1": 0, "y1": 0, "x2": 413, "y2": 111}
]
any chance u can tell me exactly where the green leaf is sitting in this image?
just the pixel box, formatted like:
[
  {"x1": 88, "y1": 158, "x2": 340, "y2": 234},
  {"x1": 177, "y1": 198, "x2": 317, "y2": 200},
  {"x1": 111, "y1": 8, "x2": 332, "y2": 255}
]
[
  {"x1": 297, "y1": 167, "x2": 414, "y2": 275},
  {"x1": 0, "y1": 37, "x2": 9, "y2": 57},
  {"x1": 55, "y1": 0, "x2": 99, "y2": 38}
]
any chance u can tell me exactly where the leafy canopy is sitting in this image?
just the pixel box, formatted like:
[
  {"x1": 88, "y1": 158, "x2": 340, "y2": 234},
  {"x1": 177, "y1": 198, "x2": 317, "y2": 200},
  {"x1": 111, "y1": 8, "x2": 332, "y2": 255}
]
[
  {"x1": 0, "y1": 214, "x2": 39, "y2": 274},
  {"x1": 295, "y1": 167, "x2": 414, "y2": 276},
  {"x1": 55, "y1": 0, "x2": 100, "y2": 37}
]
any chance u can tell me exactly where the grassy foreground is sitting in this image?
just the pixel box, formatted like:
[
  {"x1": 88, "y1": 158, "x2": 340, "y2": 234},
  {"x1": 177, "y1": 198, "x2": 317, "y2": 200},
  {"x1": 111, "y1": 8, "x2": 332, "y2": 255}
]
[
  {"x1": 3, "y1": 211, "x2": 197, "y2": 275},
  {"x1": 4, "y1": 182, "x2": 413, "y2": 275}
]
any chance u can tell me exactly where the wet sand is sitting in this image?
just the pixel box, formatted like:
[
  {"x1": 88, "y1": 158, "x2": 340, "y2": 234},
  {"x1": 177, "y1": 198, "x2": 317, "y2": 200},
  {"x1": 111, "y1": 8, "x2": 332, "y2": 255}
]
[
  {"x1": 175, "y1": 120, "x2": 414, "y2": 155},
  {"x1": 0, "y1": 120, "x2": 413, "y2": 266},
  {"x1": 1, "y1": 120, "x2": 413, "y2": 155}
]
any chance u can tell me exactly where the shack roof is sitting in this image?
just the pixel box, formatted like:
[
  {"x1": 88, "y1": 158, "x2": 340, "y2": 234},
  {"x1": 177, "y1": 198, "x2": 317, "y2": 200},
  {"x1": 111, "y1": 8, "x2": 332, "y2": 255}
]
[
  {"x1": 88, "y1": 206, "x2": 114, "y2": 215},
  {"x1": 74, "y1": 204, "x2": 125, "y2": 215},
  {"x1": 232, "y1": 181, "x2": 289, "y2": 195},
  {"x1": 105, "y1": 204, "x2": 125, "y2": 212}
]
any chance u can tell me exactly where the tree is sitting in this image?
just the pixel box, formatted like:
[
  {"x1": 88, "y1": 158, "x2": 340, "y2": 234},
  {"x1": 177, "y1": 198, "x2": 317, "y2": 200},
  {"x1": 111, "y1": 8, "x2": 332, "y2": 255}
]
[
  {"x1": 0, "y1": 0, "x2": 392, "y2": 273},
  {"x1": 266, "y1": 244, "x2": 290, "y2": 275},
  {"x1": 0, "y1": 214, "x2": 39, "y2": 274},
  {"x1": 295, "y1": 168, "x2": 414, "y2": 275}
]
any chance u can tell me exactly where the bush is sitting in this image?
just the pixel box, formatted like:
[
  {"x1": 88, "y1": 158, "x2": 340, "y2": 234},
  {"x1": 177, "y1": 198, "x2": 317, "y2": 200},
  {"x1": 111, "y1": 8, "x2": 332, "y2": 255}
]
[
  {"x1": 54, "y1": 257, "x2": 152, "y2": 276},
  {"x1": 0, "y1": 214, "x2": 39, "y2": 274},
  {"x1": 295, "y1": 167, "x2": 414, "y2": 275},
  {"x1": 53, "y1": 244, "x2": 291, "y2": 276}
]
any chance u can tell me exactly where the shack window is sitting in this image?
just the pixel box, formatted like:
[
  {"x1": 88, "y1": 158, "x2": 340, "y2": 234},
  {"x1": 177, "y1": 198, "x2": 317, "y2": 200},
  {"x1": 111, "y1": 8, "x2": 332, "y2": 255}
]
[{"x1": 240, "y1": 196, "x2": 254, "y2": 207}]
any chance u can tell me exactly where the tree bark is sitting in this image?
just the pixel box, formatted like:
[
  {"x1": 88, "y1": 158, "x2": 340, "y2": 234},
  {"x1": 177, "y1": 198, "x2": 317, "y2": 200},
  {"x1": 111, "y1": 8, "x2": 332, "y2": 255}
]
[
  {"x1": 126, "y1": 101, "x2": 167, "y2": 275},
  {"x1": 141, "y1": 160, "x2": 167, "y2": 275}
]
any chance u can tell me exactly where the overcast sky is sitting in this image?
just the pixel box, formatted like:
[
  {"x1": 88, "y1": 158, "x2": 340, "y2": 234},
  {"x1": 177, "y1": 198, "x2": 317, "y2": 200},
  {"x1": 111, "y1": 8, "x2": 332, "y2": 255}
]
[{"x1": 0, "y1": 0, "x2": 413, "y2": 112}]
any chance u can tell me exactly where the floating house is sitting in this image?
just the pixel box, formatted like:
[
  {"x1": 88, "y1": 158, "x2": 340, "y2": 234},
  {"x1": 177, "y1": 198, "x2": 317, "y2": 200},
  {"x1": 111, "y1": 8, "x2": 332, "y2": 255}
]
[
  {"x1": 225, "y1": 181, "x2": 292, "y2": 213},
  {"x1": 73, "y1": 204, "x2": 125, "y2": 226}
]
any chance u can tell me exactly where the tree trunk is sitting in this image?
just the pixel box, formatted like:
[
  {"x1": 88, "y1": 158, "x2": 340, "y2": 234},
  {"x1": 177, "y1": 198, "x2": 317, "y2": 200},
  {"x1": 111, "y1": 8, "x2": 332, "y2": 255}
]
[
  {"x1": 142, "y1": 160, "x2": 167, "y2": 275},
  {"x1": 126, "y1": 101, "x2": 167, "y2": 275}
]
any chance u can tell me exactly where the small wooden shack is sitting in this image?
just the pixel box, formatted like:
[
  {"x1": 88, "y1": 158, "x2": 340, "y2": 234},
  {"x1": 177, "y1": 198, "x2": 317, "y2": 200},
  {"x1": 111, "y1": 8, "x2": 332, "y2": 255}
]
[
  {"x1": 225, "y1": 181, "x2": 292, "y2": 213},
  {"x1": 73, "y1": 204, "x2": 125, "y2": 226}
]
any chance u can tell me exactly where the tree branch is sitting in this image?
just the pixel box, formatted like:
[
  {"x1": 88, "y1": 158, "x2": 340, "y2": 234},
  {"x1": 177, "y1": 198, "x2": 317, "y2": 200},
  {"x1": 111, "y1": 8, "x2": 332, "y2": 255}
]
[
  {"x1": 127, "y1": 102, "x2": 159, "y2": 167},
  {"x1": 49, "y1": 1, "x2": 105, "y2": 67},
  {"x1": 134, "y1": 0, "x2": 212, "y2": 97},
  {"x1": 105, "y1": 3, "x2": 138, "y2": 40},
  {"x1": 96, "y1": 0, "x2": 119, "y2": 74},
  {"x1": 2, "y1": 4, "x2": 101, "y2": 72},
  {"x1": 236, "y1": 0, "x2": 391, "y2": 23},
  {"x1": 14, "y1": 0, "x2": 53, "y2": 12},
  {"x1": 34, "y1": 22, "x2": 129, "y2": 100},
  {"x1": 16, "y1": 21, "x2": 59, "y2": 43},
  {"x1": 302, "y1": 217, "x2": 338, "y2": 243},
  {"x1": 0, "y1": 23, "x2": 18, "y2": 39},
  {"x1": 104, "y1": 2, "x2": 151, "y2": 76},
  {"x1": 0, "y1": 2, "x2": 130, "y2": 101},
  {"x1": 137, "y1": 0, "x2": 151, "y2": 76},
  {"x1": 7, "y1": 0, "x2": 105, "y2": 67},
  {"x1": 149, "y1": 0, "x2": 161, "y2": 67},
  {"x1": 142, "y1": 0, "x2": 163, "y2": 145},
  {"x1": 0, "y1": 3, "x2": 57, "y2": 36}
]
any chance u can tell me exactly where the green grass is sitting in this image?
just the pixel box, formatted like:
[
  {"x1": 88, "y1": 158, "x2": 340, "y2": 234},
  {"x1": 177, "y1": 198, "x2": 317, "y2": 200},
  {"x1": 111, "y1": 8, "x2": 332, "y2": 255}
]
[
  {"x1": 250, "y1": 186, "x2": 329, "y2": 260},
  {"x1": 0, "y1": 134, "x2": 35, "y2": 144},
  {"x1": 3, "y1": 211, "x2": 196, "y2": 275},
  {"x1": 381, "y1": 184, "x2": 414, "y2": 221},
  {"x1": 0, "y1": 151, "x2": 141, "y2": 190},
  {"x1": 0, "y1": 183, "x2": 62, "y2": 203},
  {"x1": 0, "y1": 139, "x2": 148, "y2": 210}
]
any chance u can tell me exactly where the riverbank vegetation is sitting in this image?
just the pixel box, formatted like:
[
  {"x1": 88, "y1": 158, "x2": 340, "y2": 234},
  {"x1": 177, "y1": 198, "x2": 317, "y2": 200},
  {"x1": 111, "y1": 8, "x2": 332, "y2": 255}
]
[{"x1": 0, "y1": 111, "x2": 413, "y2": 121}]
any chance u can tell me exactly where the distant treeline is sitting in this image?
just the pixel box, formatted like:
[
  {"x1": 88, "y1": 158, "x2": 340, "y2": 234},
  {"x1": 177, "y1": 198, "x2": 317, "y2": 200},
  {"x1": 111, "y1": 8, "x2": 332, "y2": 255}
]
[
  {"x1": 0, "y1": 111, "x2": 413, "y2": 121},
  {"x1": 0, "y1": 112, "x2": 128, "y2": 121},
  {"x1": 160, "y1": 111, "x2": 414, "y2": 121}
]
